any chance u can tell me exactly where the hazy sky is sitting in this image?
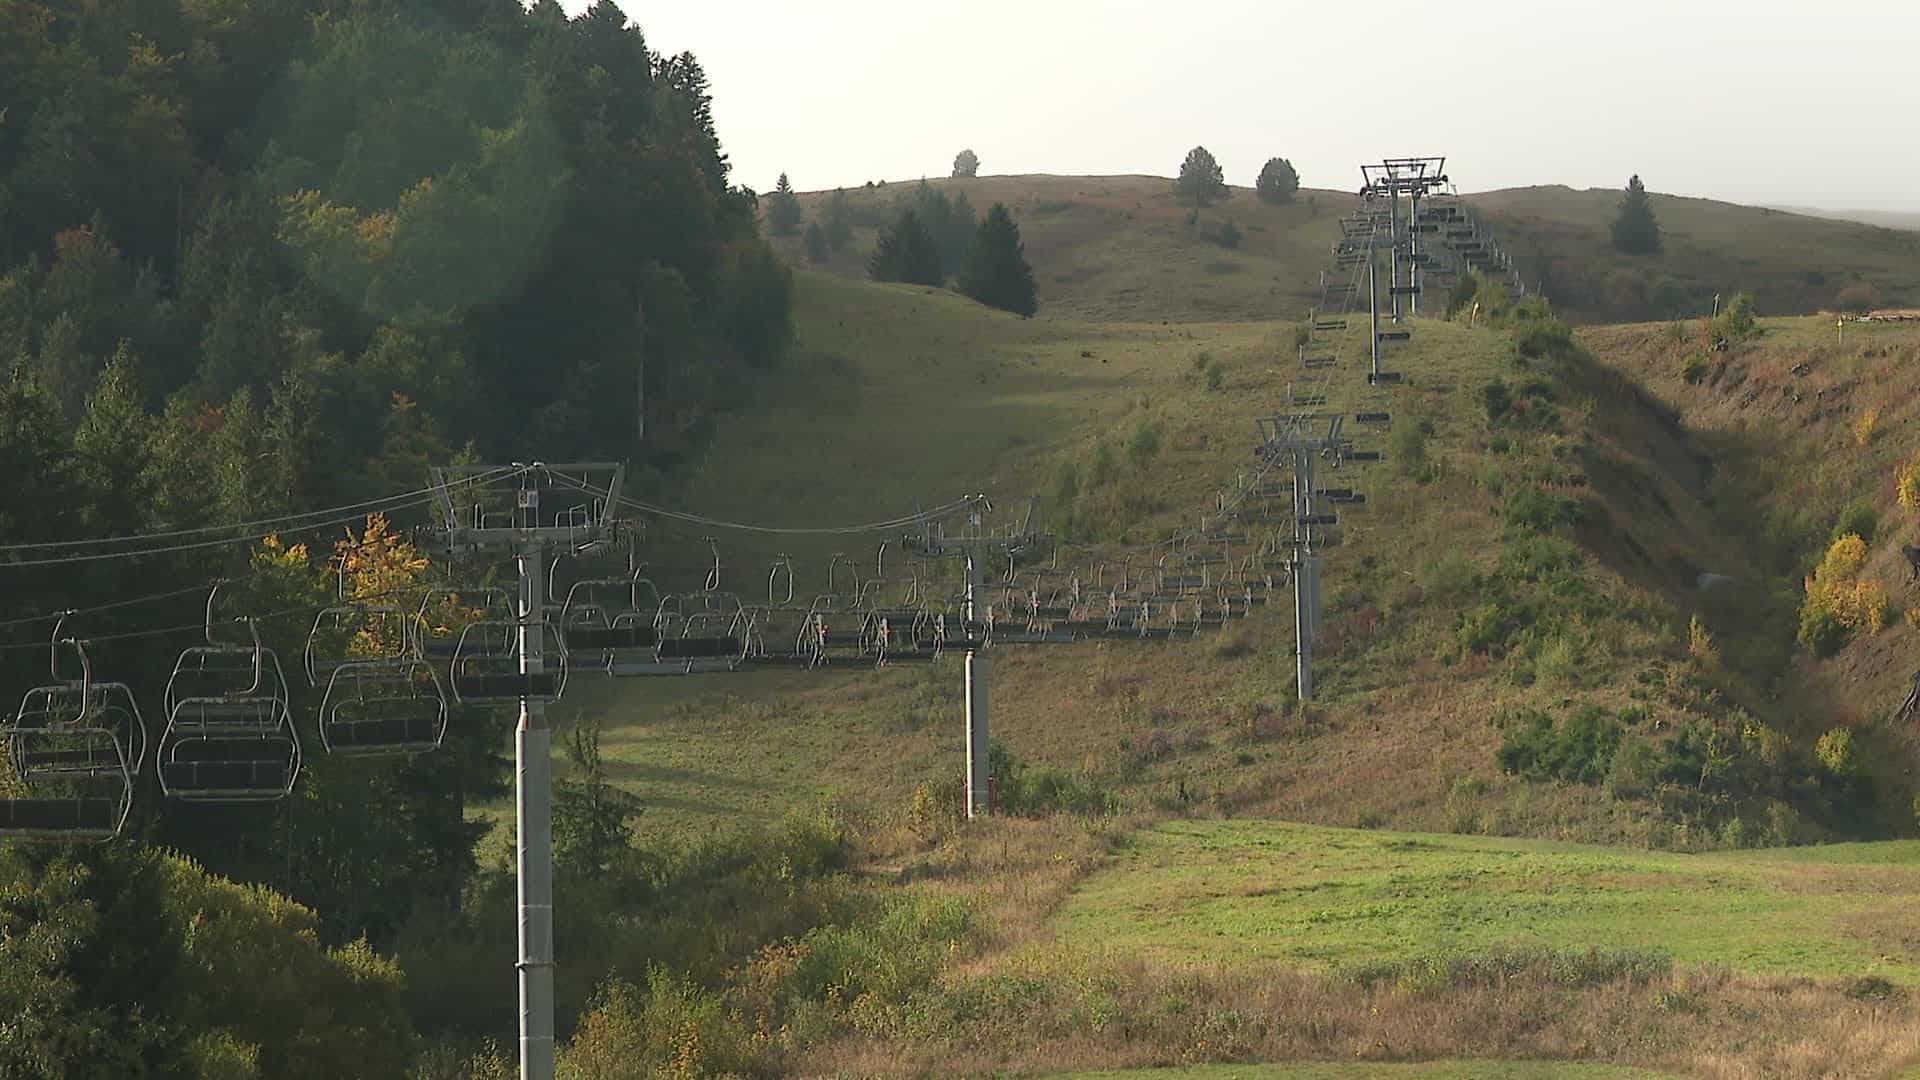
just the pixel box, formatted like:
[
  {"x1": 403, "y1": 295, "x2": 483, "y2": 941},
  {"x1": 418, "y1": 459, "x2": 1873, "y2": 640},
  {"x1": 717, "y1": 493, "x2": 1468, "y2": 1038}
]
[{"x1": 591, "y1": 1, "x2": 1920, "y2": 211}]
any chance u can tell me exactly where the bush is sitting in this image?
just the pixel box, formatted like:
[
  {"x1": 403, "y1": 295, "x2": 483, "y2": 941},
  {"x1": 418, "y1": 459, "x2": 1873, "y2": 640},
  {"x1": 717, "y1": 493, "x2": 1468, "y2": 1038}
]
[
  {"x1": 1126, "y1": 422, "x2": 1160, "y2": 468},
  {"x1": 1679, "y1": 352, "x2": 1708, "y2": 384},
  {"x1": 1832, "y1": 502, "x2": 1878, "y2": 546},
  {"x1": 1854, "y1": 408, "x2": 1880, "y2": 449},
  {"x1": 1481, "y1": 381, "x2": 1512, "y2": 424},
  {"x1": 1898, "y1": 457, "x2": 1920, "y2": 509},
  {"x1": 1513, "y1": 317, "x2": 1575, "y2": 360},
  {"x1": 1496, "y1": 706, "x2": 1623, "y2": 784},
  {"x1": 988, "y1": 741, "x2": 1117, "y2": 816},
  {"x1": 1798, "y1": 605, "x2": 1848, "y2": 657},
  {"x1": 1205, "y1": 364, "x2": 1225, "y2": 391},
  {"x1": 1503, "y1": 488, "x2": 1586, "y2": 535},
  {"x1": 1389, "y1": 416, "x2": 1435, "y2": 480},
  {"x1": 1710, "y1": 293, "x2": 1757, "y2": 342},
  {"x1": 1815, "y1": 728, "x2": 1856, "y2": 776}
]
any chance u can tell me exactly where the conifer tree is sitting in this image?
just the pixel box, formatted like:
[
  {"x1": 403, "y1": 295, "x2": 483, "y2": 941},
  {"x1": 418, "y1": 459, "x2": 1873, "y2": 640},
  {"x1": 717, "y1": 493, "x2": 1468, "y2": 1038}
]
[
  {"x1": 1256, "y1": 157, "x2": 1300, "y2": 204},
  {"x1": 803, "y1": 222, "x2": 829, "y2": 263},
  {"x1": 960, "y1": 203, "x2": 1038, "y2": 317},
  {"x1": 867, "y1": 210, "x2": 945, "y2": 286},
  {"x1": 767, "y1": 172, "x2": 803, "y2": 236},
  {"x1": 1611, "y1": 175, "x2": 1662, "y2": 255},
  {"x1": 1176, "y1": 146, "x2": 1229, "y2": 206}
]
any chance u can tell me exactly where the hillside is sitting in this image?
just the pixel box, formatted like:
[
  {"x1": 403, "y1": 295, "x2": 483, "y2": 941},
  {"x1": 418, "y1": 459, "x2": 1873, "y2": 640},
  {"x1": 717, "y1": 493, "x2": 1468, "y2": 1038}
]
[
  {"x1": 774, "y1": 174, "x2": 1920, "y2": 327},
  {"x1": 1471, "y1": 185, "x2": 1920, "y2": 321},
  {"x1": 785, "y1": 174, "x2": 1355, "y2": 322},
  {"x1": 511, "y1": 266, "x2": 1920, "y2": 1075}
]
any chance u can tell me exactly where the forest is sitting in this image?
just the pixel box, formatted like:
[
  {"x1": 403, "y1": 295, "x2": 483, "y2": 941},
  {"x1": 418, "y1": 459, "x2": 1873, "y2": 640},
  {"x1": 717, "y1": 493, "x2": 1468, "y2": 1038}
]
[{"x1": 0, "y1": 0, "x2": 792, "y2": 1071}]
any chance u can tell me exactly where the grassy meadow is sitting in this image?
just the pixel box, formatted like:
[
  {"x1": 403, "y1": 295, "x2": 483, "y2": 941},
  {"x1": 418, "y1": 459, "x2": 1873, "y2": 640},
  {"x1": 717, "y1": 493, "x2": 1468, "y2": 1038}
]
[
  {"x1": 1056, "y1": 819, "x2": 1920, "y2": 983},
  {"x1": 488, "y1": 186, "x2": 1920, "y2": 1077}
]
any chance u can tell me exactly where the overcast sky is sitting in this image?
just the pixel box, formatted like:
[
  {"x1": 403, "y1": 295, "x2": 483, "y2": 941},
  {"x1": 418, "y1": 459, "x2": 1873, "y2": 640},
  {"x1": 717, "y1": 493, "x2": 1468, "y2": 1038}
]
[{"x1": 588, "y1": 0, "x2": 1920, "y2": 211}]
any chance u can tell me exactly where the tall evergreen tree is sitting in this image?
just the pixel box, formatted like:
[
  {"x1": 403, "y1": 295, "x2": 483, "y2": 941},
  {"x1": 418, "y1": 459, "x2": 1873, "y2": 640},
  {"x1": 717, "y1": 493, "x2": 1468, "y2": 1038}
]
[
  {"x1": 1611, "y1": 175, "x2": 1663, "y2": 255},
  {"x1": 867, "y1": 209, "x2": 944, "y2": 286},
  {"x1": 952, "y1": 149, "x2": 980, "y2": 178},
  {"x1": 767, "y1": 172, "x2": 803, "y2": 236},
  {"x1": 1256, "y1": 157, "x2": 1300, "y2": 204},
  {"x1": 960, "y1": 203, "x2": 1038, "y2": 317},
  {"x1": 1175, "y1": 146, "x2": 1229, "y2": 206},
  {"x1": 803, "y1": 222, "x2": 829, "y2": 263}
]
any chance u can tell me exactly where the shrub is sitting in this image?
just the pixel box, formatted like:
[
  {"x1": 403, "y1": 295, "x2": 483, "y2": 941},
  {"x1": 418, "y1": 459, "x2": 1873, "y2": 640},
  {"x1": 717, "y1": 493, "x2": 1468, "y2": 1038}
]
[
  {"x1": 1503, "y1": 488, "x2": 1586, "y2": 535},
  {"x1": 1687, "y1": 614, "x2": 1719, "y2": 669},
  {"x1": 1126, "y1": 422, "x2": 1160, "y2": 468},
  {"x1": 1798, "y1": 605, "x2": 1848, "y2": 657},
  {"x1": 1513, "y1": 317, "x2": 1574, "y2": 360},
  {"x1": 1898, "y1": 457, "x2": 1920, "y2": 509},
  {"x1": 1481, "y1": 380, "x2": 1512, "y2": 424},
  {"x1": 1679, "y1": 352, "x2": 1708, "y2": 384},
  {"x1": 1389, "y1": 415, "x2": 1435, "y2": 480},
  {"x1": 1496, "y1": 706, "x2": 1624, "y2": 784},
  {"x1": 1088, "y1": 441, "x2": 1119, "y2": 487},
  {"x1": 1710, "y1": 293, "x2": 1757, "y2": 341},
  {"x1": 1832, "y1": 502, "x2": 1878, "y2": 545},
  {"x1": 1204, "y1": 364, "x2": 1224, "y2": 391},
  {"x1": 1854, "y1": 408, "x2": 1881, "y2": 449},
  {"x1": 1498, "y1": 535, "x2": 1583, "y2": 581},
  {"x1": 1816, "y1": 728, "x2": 1857, "y2": 776}
]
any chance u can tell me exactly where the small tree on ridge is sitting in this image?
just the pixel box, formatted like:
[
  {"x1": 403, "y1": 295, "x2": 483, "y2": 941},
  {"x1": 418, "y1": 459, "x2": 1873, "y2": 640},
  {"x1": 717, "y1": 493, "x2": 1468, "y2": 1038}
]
[
  {"x1": 768, "y1": 172, "x2": 803, "y2": 237},
  {"x1": 953, "y1": 149, "x2": 980, "y2": 178},
  {"x1": 1256, "y1": 157, "x2": 1300, "y2": 204},
  {"x1": 1611, "y1": 174, "x2": 1662, "y2": 255},
  {"x1": 1176, "y1": 146, "x2": 1229, "y2": 206}
]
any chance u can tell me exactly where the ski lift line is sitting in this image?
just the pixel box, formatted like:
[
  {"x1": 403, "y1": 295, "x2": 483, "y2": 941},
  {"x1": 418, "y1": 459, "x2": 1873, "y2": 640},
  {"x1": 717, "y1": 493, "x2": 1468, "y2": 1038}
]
[
  {"x1": 547, "y1": 476, "x2": 984, "y2": 536},
  {"x1": 0, "y1": 466, "x2": 526, "y2": 557},
  {"x1": 0, "y1": 585, "x2": 425, "y2": 652},
  {"x1": 0, "y1": 492, "x2": 456, "y2": 568},
  {"x1": 0, "y1": 579, "x2": 240, "y2": 629}
]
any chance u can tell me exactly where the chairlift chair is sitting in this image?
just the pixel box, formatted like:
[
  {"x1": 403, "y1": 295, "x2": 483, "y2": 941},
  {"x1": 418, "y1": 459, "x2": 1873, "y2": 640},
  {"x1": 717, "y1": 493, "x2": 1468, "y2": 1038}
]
[
  {"x1": 158, "y1": 608, "x2": 301, "y2": 803},
  {"x1": 2, "y1": 632, "x2": 141, "y2": 841},
  {"x1": 448, "y1": 616, "x2": 567, "y2": 705},
  {"x1": 317, "y1": 659, "x2": 448, "y2": 755}
]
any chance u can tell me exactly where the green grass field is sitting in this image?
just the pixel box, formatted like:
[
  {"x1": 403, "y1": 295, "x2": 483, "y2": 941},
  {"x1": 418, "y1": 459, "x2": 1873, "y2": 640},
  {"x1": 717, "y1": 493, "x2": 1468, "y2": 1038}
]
[
  {"x1": 1056, "y1": 819, "x2": 1920, "y2": 982},
  {"x1": 1050, "y1": 1065, "x2": 1672, "y2": 1080}
]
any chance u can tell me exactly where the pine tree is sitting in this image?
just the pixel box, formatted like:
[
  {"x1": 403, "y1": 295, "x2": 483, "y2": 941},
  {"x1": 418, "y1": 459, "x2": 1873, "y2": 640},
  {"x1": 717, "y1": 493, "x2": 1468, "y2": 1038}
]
[
  {"x1": 72, "y1": 343, "x2": 152, "y2": 532},
  {"x1": 960, "y1": 203, "x2": 1038, "y2": 317},
  {"x1": 1175, "y1": 146, "x2": 1229, "y2": 206},
  {"x1": 1256, "y1": 157, "x2": 1300, "y2": 205},
  {"x1": 823, "y1": 188, "x2": 853, "y2": 252},
  {"x1": 803, "y1": 222, "x2": 829, "y2": 263},
  {"x1": 867, "y1": 210, "x2": 945, "y2": 286},
  {"x1": 952, "y1": 149, "x2": 980, "y2": 178},
  {"x1": 1611, "y1": 175, "x2": 1662, "y2": 255},
  {"x1": 767, "y1": 172, "x2": 803, "y2": 236}
]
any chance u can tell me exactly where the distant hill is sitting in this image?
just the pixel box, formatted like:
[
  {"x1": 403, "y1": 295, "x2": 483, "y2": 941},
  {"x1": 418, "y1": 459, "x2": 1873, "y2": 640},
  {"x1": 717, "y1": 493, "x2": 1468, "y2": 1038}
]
[
  {"x1": 1468, "y1": 185, "x2": 1920, "y2": 321},
  {"x1": 774, "y1": 176, "x2": 1920, "y2": 325},
  {"x1": 1770, "y1": 205, "x2": 1920, "y2": 232}
]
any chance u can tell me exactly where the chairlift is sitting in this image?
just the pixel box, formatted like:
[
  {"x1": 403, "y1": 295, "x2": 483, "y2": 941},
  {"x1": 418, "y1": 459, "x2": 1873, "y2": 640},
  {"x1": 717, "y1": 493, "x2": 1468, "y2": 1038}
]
[
  {"x1": 317, "y1": 659, "x2": 447, "y2": 755},
  {"x1": 449, "y1": 618, "x2": 566, "y2": 705},
  {"x1": 559, "y1": 563, "x2": 664, "y2": 674},
  {"x1": 2, "y1": 629, "x2": 141, "y2": 840},
  {"x1": 158, "y1": 595, "x2": 300, "y2": 802}
]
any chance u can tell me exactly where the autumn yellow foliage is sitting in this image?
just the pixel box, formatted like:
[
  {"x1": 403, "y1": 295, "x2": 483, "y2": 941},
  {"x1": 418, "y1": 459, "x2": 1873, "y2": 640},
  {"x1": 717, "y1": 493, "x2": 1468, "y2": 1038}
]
[
  {"x1": 1855, "y1": 407, "x2": 1880, "y2": 448},
  {"x1": 1804, "y1": 534, "x2": 1889, "y2": 633},
  {"x1": 1900, "y1": 457, "x2": 1920, "y2": 510}
]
